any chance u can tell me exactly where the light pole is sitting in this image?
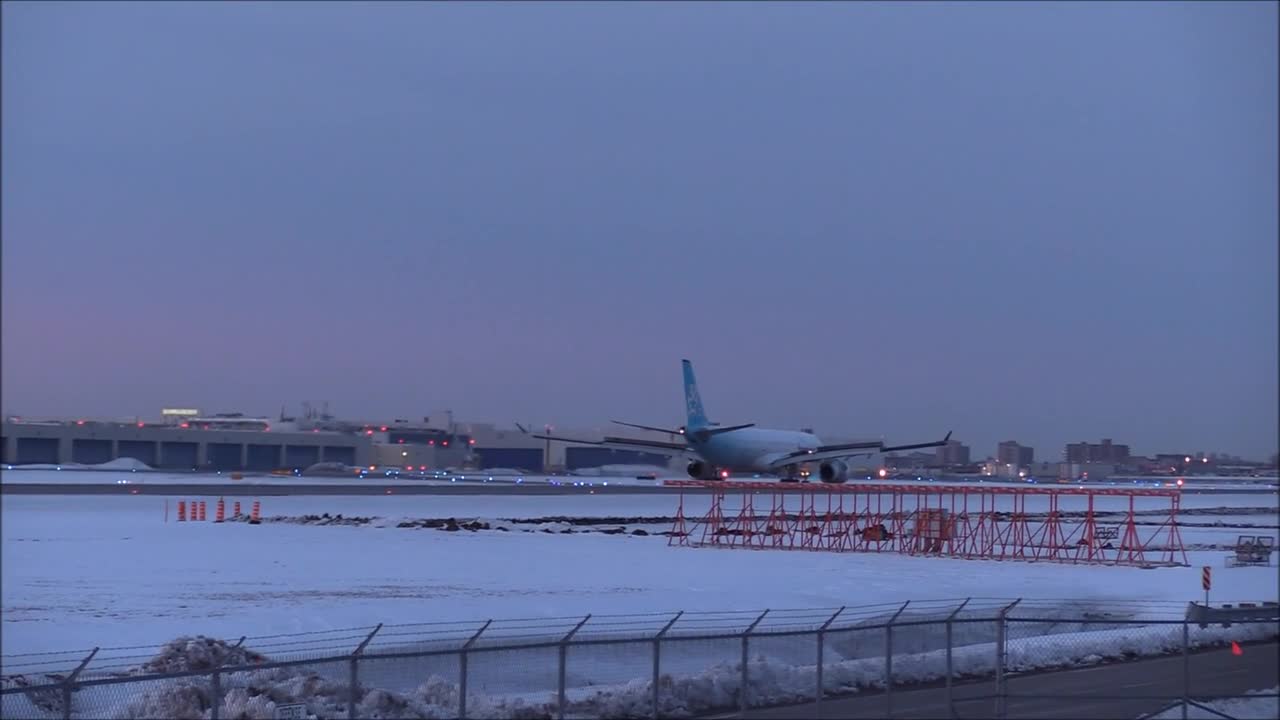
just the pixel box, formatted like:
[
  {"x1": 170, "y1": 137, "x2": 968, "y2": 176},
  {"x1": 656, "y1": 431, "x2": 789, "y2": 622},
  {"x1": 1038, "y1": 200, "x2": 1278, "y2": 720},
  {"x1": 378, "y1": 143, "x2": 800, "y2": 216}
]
[{"x1": 544, "y1": 424, "x2": 553, "y2": 474}]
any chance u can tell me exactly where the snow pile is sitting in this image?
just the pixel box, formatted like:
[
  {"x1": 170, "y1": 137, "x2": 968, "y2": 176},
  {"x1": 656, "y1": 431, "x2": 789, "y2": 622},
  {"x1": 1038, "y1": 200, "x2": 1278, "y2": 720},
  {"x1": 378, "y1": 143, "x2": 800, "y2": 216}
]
[
  {"x1": 1002, "y1": 622, "x2": 1275, "y2": 672},
  {"x1": 101, "y1": 622, "x2": 1278, "y2": 720},
  {"x1": 1148, "y1": 687, "x2": 1279, "y2": 719},
  {"x1": 111, "y1": 669, "x2": 540, "y2": 720},
  {"x1": 1, "y1": 458, "x2": 153, "y2": 472},
  {"x1": 112, "y1": 682, "x2": 212, "y2": 720},
  {"x1": 134, "y1": 636, "x2": 266, "y2": 675},
  {"x1": 93, "y1": 458, "x2": 154, "y2": 471}
]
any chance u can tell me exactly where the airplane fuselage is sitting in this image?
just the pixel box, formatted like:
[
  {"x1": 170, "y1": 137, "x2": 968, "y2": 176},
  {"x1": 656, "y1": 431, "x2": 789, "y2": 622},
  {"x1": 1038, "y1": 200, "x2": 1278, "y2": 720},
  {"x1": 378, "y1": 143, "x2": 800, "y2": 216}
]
[{"x1": 688, "y1": 427, "x2": 821, "y2": 474}]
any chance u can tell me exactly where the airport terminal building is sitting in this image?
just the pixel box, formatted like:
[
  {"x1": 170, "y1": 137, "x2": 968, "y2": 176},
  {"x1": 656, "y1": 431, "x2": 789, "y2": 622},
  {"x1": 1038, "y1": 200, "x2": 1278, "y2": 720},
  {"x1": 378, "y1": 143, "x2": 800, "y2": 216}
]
[
  {"x1": 1, "y1": 412, "x2": 677, "y2": 473},
  {"x1": 0, "y1": 418, "x2": 373, "y2": 471}
]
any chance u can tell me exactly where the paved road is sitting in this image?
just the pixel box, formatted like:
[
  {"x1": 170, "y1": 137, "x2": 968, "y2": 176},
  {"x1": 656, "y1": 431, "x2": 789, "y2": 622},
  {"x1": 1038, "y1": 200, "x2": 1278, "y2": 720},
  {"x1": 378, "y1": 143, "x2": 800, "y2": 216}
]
[{"x1": 719, "y1": 641, "x2": 1278, "y2": 719}]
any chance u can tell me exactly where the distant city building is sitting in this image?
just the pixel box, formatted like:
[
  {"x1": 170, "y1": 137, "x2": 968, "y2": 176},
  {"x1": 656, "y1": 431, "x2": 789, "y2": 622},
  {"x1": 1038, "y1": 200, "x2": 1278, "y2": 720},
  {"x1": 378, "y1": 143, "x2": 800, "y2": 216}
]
[
  {"x1": 1025, "y1": 461, "x2": 1067, "y2": 479},
  {"x1": 997, "y1": 441, "x2": 1034, "y2": 468},
  {"x1": 884, "y1": 451, "x2": 939, "y2": 470},
  {"x1": 1070, "y1": 462, "x2": 1117, "y2": 480},
  {"x1": 1065, "y1": 438, "x2": 1130, "y2": 464},
  {"x1": 936, "y1": 440, "x2": 970, "y2": 467},
  {"x1": 1120, "y1": 456, "x2": 1158, "y2": 474},
  {"x1": 1142, "y1": 453, "x2": 1232, "y2": 475}
]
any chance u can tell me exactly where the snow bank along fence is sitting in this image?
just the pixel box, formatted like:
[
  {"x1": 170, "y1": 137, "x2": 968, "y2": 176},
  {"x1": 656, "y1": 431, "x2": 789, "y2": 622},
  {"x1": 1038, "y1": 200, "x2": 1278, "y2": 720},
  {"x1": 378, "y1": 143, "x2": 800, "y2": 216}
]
[
  {"x1": 3, "y1": 598, "x2": 1276, "y2": 720},
  {"x1": 169, "y1": 498, "x2": 261, "y2": 524},
  {"x1": 668, "y1": 480, "x2": 1190, "y2": 567}
]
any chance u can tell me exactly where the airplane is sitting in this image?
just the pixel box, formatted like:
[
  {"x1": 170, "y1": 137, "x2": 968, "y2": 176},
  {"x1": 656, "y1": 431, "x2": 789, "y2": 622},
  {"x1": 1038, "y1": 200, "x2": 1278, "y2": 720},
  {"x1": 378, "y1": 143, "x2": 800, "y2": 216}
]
[{"x1": 522, "y1": 359, "x2": 951, "y2": 483}]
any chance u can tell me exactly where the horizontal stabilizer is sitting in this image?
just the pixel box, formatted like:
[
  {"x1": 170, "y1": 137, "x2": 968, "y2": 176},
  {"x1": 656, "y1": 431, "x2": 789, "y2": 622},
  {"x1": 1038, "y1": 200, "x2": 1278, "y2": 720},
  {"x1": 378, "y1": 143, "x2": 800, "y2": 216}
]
[
  {"x1": 612, "y1": 420, "x2": 685, "y2": 435},
  {"x1": 692, "y1": 422, "x2": 755, "y2": 438},
  {"x1": 530, "y1": 431, "x2": 690, "y2": 455},
  {"x1": 600, "y1": 435, "x2": 689, "y2": 451}
]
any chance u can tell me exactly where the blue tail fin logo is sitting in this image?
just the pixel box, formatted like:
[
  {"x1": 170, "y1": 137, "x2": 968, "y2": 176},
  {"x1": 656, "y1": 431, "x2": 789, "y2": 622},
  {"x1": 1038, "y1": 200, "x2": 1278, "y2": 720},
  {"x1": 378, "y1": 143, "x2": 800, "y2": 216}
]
[{"x1": 682, "y1": 359, "x2": 710, "y2": 431}]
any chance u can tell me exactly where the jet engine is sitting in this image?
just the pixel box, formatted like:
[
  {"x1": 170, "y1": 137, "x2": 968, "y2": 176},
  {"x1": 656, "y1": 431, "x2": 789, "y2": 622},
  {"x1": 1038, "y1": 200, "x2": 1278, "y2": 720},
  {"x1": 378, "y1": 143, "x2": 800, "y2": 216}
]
[
  {"x1": 687, "y1": 460, "x2": 722, "y2": 481},
  {"x1": 819, "y1": 460, "x2": 849, "y2": 483}
]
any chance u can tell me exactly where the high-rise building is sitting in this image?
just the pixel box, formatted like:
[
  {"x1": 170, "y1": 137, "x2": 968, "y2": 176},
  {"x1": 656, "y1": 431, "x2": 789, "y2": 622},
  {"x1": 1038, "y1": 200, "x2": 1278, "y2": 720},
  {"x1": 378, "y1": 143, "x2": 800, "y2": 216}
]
[
  {"x1": 1065, "y1": 438, "x2": 1130, "y2": 464},
  {"x1": 936, "y1": 440, "x2": 971, "y2": 467},
  {"x1": 997, "y1": 441, "x2": 1034, "y2": 467}
]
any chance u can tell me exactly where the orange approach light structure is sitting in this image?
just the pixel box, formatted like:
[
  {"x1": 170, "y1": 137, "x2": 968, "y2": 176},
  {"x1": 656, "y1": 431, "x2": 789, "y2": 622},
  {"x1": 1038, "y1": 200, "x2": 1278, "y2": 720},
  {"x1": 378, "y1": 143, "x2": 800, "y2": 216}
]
[{"x1": 667, "y1": 481, "x2": 1188, "y2": 567}]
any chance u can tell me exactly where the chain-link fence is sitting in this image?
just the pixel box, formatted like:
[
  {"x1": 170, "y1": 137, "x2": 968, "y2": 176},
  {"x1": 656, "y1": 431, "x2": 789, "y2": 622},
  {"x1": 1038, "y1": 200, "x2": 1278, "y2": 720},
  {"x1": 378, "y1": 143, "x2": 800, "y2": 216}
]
[{"x1": 2, "y1": 599, "x2": 1276, "y2": 719}]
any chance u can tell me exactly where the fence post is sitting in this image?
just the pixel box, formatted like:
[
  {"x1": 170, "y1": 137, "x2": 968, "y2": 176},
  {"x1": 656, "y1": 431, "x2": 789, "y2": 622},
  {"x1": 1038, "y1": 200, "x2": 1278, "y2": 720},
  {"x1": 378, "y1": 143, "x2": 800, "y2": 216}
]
[
  {"x1": 1181, "y1": 621, "x2": 1190, "y2": 720},
  {"x1": 652, "y1": 611, "x2": 683, "y2": 720},
  {"x1": 740, "y1": 610, "x2": 770, "y2": 717},
  {"x1": 816, "y1": 606, "x2": 845, "y2": 704},
  {"x1": 995, "y1": 599, "x2": 1021, "y2": 720},
  {"x1": 209, "y1": 636, "x2": 245, "y2": 720},
  {"x1": 459, "y1": 620, "x2": 491, "y2": 720},
  {"x1": 558, "y1": 615, "x2": 591, "y2": 720},
  {"x1": 211, "y1": 669, "x2": 222, "y2": 720},
  {"x1": 946, "y1": 598, "x2": 971, "y2": 719},
  {"x1": 348, "y1": 624, "x2": 382, "y2": 720},
  {"x1": 885, "y1": 601, "x2": 910, "y2": 719},
  {"x1": 61, "y1": 647, "x2": 98, "y2": 720}
]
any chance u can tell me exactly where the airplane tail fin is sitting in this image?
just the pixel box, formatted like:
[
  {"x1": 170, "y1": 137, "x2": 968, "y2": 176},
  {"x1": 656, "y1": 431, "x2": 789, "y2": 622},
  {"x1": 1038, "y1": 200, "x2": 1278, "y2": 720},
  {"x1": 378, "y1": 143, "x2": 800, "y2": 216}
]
[{"x1": 682, "y1": 359, "x2": 711, "y2": 431}]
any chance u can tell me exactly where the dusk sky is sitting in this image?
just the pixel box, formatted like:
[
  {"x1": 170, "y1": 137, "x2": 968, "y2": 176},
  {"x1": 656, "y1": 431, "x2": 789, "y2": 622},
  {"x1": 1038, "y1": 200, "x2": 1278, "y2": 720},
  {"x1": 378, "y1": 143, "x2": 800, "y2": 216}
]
[{"x1": 2, "y1": 1, "x2": 1276, "y2": 459}]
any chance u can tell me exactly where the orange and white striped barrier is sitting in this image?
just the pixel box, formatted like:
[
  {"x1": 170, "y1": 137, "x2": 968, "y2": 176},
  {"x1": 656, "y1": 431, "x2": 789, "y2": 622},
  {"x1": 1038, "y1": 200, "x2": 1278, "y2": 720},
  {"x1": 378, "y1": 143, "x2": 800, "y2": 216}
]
[
  {"x1": 177, "y1": 501, "x2": 187, "y2": 522},
  {"x1": 215, "y1": 498, "x2": 225, "y2": 523},
  {"x1": 233, "y1": 501, "x2": 242, "y2": 518},
  {"x1": 198, "y1": 501, "x2": 207, "y2": 522},
  {"x1": 251, "y1": 500, "x2": 261, "y2": 522}
]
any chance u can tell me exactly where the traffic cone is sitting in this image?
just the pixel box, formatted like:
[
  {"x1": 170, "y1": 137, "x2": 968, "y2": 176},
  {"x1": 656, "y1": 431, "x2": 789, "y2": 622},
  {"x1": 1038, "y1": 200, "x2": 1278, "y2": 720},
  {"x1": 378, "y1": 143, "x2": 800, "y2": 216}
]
[
  {"x1": 215, "y1": 498, "x2": 225, "y2": 523},
  {"x1": 250, "y1": 500, "x2": 261, "y2": 524},
  {"x1": 1231, "y1": 641, "x2": 1243, "y2": 656},
  {"x1": 233, "y1": 501, "x2": 242, "y2": 518},
  {"x1": 198, "y1": 501, "x2": 207, "y2": 522},
  {"x1": 178, "y1": 501, "x2": 187, "y2": 522}
]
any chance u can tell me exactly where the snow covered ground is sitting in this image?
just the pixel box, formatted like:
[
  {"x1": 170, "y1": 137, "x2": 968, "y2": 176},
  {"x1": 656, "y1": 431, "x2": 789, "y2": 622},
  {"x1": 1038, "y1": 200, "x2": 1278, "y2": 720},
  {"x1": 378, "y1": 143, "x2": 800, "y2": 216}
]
[
  {"x1": 2, "y1": 476, "x2": 1278, "y2": 720},
  {"x1": 3, "y1": 489, "x2": 1277, "y2": 659}
]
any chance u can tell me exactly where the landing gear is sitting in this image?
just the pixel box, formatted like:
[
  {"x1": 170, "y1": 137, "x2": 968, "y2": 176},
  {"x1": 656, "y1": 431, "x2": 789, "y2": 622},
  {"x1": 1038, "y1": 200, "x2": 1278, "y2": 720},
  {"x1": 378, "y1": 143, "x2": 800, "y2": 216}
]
[{"x1": 780, "y1": 468, "x2": 804, "y2": 483}]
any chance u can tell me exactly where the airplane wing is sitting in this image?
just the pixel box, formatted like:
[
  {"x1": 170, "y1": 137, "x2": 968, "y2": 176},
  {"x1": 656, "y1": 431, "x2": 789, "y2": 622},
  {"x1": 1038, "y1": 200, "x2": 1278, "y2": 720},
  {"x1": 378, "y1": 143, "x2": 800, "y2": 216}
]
[
  {"x1": 611, "y1": 420, "x2": 756, "y2": 439},
  {"x1": 881, "y1": 432, "x2": 953, "y2": 454},
  {"x1": 765, "y1": 432, "x2": 952, "y2": 471},
  {"x1": 611, "y1": 420, "x2": 686, "y2": 435},
  {"x1": 521, "y1": 426, "x2": 692, "y2": 455}
]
